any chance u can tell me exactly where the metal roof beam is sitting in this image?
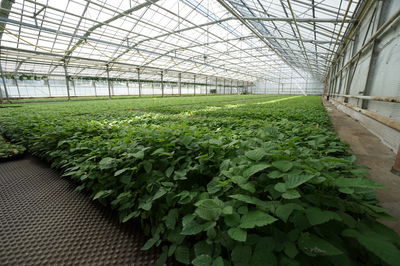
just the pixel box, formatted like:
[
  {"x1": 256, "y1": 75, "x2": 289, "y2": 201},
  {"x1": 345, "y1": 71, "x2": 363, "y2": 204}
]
[
  {"x1": 217, "y1": 0, "x2": 305, "y2": 79},
  {"x1": 65, "y1": 0, "x2": 159, "y2": 56},
  {"x1": 243, "y1": 17, "x2": 355, "y2": 23},
  {"x1": 0, "y1": 0, "x2": 13, "y2": 41},
  {"x1": 261, "y1": 36, "x2": 341, "y2": 44},
  {"x1": 0, "y1": 46, "x2": 256, "y2": 80}
]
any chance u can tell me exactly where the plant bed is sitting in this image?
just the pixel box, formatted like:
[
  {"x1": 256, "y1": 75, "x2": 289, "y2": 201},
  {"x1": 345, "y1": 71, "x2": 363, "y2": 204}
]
[{"x1": 0, "y1": 96, "x2": 399, "y2": 265}]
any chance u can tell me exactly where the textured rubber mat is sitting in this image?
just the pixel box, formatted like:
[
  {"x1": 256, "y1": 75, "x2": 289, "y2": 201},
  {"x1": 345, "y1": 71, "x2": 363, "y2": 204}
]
[{"x1": 0, "y1": 156, "x2": 162, "y2": 265}]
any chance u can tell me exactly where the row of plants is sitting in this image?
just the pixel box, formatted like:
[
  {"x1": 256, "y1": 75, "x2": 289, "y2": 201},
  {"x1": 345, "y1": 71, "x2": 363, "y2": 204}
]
[
  {"x1": 4, "y1": 72, "x2": 246, "y2": 89},
  {"x1": 0, "y1": 95, "x2": 399, "y2": 265},
  {"x1": 4, "y1": 73, "x2": 48, "y2": 81}
]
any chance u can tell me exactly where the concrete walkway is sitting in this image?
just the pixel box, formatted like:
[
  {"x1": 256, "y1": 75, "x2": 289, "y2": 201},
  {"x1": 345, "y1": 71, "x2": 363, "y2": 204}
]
[{"x1": 324, "y1": 100, "x2": 400, "y2": 234}]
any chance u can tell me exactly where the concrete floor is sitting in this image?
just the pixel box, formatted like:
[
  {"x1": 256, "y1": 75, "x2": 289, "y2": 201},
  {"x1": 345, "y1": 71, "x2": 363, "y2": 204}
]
[{"x1": 324, "y1": 100, "x2": 400, "y2": 234}]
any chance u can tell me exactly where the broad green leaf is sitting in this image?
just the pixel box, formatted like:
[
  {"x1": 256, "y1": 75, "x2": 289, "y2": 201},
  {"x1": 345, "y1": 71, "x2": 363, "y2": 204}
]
[
  {"x1": 275, "y1": 203, "x2": 304, "y2": 222},
  {"x1": 168, "y1": 244, "x2": 178, "y2": 257},
  {"x1": 143, "y1": 161, "x2": 152, "y2": 173},
  {"x1": 195, "y1": 198, "x2": 223, "y2": 221},
  {"x1": 151, "y1": 147, "x2": 166, "y2": 156},
  {"x1": 176, "y1": 190, "x2": 192, "y2": 204},
  {"x1": 245, "y1": 148, "x2": 266, "y2": 161},
  {"x1": 139, "y1": 201, "x2": 152, "y2": 211},
  {"x1": 222, "y1": 206, "x2": 233, "y2": 215},
  {"x1": 152, "y1": 187, "x2": 167, "y2": 200},
  {"x1": 192, "y1": 255, "x2": 212, "y2": 266},
  {"x1": 180, "y1": 135, "x2": 194, "y2": 146},
  {"x1": 167, "y1": 228, "x2": 185, "y2": 244},
  {"x1": 284, "y1": 241, "x2": 299, "y2": 258},
  {"x1": 272, "y1": 160, "x2": 293, "y2": 172},
  {"x1": 237, "y1": 206, "x2": 248, "y2": 215},
  {"x1": 243, "y1": 163, "x2": 270, "y2": 178},
  {"x1": 230, "y1": 175, "x2": 246, "y2": 185},
  {"x1": 337, "y1": 212, "x2": 357, "y2": 228},
  {"x1": 175, "y1": 246, "x2": 191, "y2": 264},
  {"x1": 334, "y1": 177, "x2": 384, "y2": 188},
  {"x1": 114, "y1": 168, "x2": 129, "y2": 176},
  {"x1": 207, "y1": 180, "x2": 221, "y2": 194},
  {"x1": 342, "y1": 229, "x2": 400, "y2": 265},
  {"x1": 182, "y1": 215, "x2": 204, "y2": 235},
  {"x1": 99, "y1": 157, "x2": 115, "y2": 169},
  {"x1": 224, "y1": 213, "x2": 241, "y2": 227},
  {"x1": 268, "y1": 170, "x2": 283, "y2": 179},
  {"x1": 306, "y1": 207, "x2": 342, "y2": 226},
  {"x1": 209, "y1": 138, "x2": 222, "y2": 145},
  {"x1": 211, "y1": 257, "x2": 224, "y2": 266},
  {"x1": 350, "y1": 169, "x2": 369, "y2": 176},
  {"x1": 282, "y1": 189, "x2": 301, "y2": 199},
  {"x1": 274, "y1": 183, "x2": 287, "y2": 193},
  {"x1": 93, "y1": 189, "x2": 113, "y2": 200},
  {"x1": 229, "y1": 194, "x2": 269, "y2": 210},
  {"x1": 132, "y1": 150, "x2": 144, "y2": 159},
  {"x1": 194, "y1": 241, "x2": 212, "y2": 257},
  {"x1": 207, "y1": 227, "x2": 217, "y2": 239},
  {"x1": 238, "y1": 182, "x2": 256, "y2": 193},
  {"x1": 298, "y1": 233, "x2": 343, "y2": 256},
  {"x1": 286, "y1": 174, "x2": 313, "y2": 189},
  {"x1": 165, "y1": 167, "x2": 174, "y2": 177},
  {"x1": 228, "y1": 227, "x2": 247, "y2": 242},
  {"x1": 338, "y1": 187, "x2": 354, "y2": 194},
  {"x1": 121, "y1": 211, "x2": 139, "y2": 223},
  {"x1": 141, "y1": 236, "x2": 159, "y2": 251},
  {"x1": 239, "y1": 210, "x2": 277, "y2": 229},
  {"x1": 165, "y1": 209, "x2": 179, "y2": 229},
  {"x1": 155, "y1": 247, "x2": 168, "y2": 266}
]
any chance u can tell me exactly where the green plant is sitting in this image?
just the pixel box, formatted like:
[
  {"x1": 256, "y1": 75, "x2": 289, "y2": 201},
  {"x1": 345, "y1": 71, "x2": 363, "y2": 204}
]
[
  {"x1": 0, "y1": 135, "x2": 26, "y2": 159},
  {"x1": 210, "y1": 89, "x2": 217, "y2": 94}
]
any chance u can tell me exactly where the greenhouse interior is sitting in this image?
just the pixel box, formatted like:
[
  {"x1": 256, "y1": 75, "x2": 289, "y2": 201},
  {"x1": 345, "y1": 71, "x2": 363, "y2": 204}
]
[{"x1": 0, "y1": 0, "x2": 400, "y2": 265}]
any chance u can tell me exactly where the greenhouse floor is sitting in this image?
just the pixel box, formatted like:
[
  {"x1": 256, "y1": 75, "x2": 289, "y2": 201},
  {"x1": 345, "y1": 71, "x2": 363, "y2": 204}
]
[
  {"x1": 0, "y1": 156, "x2": 161, "y2": 265},
  {"x1": 325, "y1": 100, "x2": 400, "y2": 234}
]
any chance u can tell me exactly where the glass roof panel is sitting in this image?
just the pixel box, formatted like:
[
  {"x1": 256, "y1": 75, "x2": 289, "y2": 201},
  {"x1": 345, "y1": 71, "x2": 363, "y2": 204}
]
[{"x1": 0, "y1": 0, "x2": 363, "y2": 82}]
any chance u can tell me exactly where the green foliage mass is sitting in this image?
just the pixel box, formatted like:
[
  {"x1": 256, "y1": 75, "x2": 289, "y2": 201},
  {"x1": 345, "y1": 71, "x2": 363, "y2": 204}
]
[
  {"x1": 0, "y1": 135, "x2": 26, "y2": 159},
  {"x1": 0, "y1": 95, "x2": 399, "y2": 265}
]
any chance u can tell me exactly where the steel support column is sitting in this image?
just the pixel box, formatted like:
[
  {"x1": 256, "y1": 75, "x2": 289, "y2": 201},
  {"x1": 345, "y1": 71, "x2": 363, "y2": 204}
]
[
  {"x1": 362, "y1": 0, "x2": 384, "y2": 109},
  {"x1": 205, "y1": 76, "x2": 208, "y2": 95},
  {"x1": 106, "y1": 65, "x2": 112, "y2": 99},
  {"x1": 93, "y1": 81, "x2": 97, "y2": 96},
  {"x1": 223, "y1": 79, "x2": 226, "y2": 94},
  {"x1": 62, "y1": 62, "x2": 71, "y2": 101},
  {"x1": 0, "y1": 62, "x2": 9, "y2": 101},
  {"x1": 14, "y1": 77, "x2": 21, "y2": 98},
  {"x1": 72, "y1": 79, "x2": 77, "y2": 97},
  {"x1": 46, "y1": 78, "x2": 51, "y2": 97},
  {"x1": 137, "y1": 68, "x2": 141, "y2": 97},
  {"x1": 161, "y1": 71, "x2": 164, "y2": 97},
  {"x1": 178, "y1": 73, "x2": 182, "y2": 96}
]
